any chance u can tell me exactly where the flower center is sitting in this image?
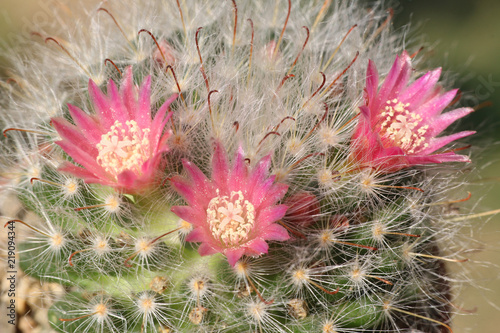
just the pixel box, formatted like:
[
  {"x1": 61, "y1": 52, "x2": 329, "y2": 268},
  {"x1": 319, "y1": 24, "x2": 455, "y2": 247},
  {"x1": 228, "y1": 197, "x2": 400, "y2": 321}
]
[
  {"x1": 96, "y1": 120, "x2": 151, "y2": 178},
  {"x1": 378, "y1": 99, "x2": 429, "y2": 154},
  {"x1": 207, "y1": 190, "x2": 255, "y2": 246}
]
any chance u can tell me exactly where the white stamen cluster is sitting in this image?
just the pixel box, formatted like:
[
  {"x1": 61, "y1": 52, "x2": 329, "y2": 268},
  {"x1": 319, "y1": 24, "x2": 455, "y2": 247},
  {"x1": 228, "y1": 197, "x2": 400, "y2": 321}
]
[
  {"x1": 379, "y1": 99, "x2": 430, "y2": 154},
  {"x1": 96, "y1": 120, "x2": 151, "y2": 177},
  {"x1": 207, "y1": 190, "x2": 255, "y2": 246}
]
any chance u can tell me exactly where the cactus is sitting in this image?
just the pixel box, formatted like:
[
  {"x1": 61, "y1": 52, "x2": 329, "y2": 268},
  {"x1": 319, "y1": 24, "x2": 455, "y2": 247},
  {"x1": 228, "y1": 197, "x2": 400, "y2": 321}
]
[{"x1": 0, "y1": 1, "x2": 483, "y2": 332}]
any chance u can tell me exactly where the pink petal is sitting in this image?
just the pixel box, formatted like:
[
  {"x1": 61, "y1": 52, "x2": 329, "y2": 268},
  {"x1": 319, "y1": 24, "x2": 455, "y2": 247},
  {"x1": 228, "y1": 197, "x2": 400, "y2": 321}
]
[
  {"x1": 156, "y1": 131, "x2": 172, "y2": 153},
  {"x1": 150, "y1": 94, "x2": 177, "y2": 149},
  {"x1": 399, "y1": 68, "x2": 442, "y2": 108},
  {"x1": 182, "y1": 159, "x2": 212, "y2": 195},
  {"x1": 261, "y1": 223, "x2": 290, "y2": 241},
  {"x1": 117, "y1": 170, "x2": 139, "y2": 191},
  {"x1": 211, "y1": 141, "x2": 230, "y2": 190},
  {"x1": 407, "y1": 152, "x2": 471, "y2": 165},
  {"x1": 88, "y1": 79, "x2": 114, "y2": 129},
  {"x1": 257, "y1": 182, "x2": 288, "y2": 209},
  {"x1": 198, "y1": 242, "x2": 219, "y2": 256},
  {"x1": 416, "y1": 89, "x2": 458, "y2": 120},
  {"x1": 58, "y1": 162, "x2": 109, "y2": 184},
  {"x1": 171, "y1": 205, "x2": 203, "y2": 226},
  {"x1": 365, "y1": 60, "x2": 379, "y2": 106},
  {"x1": 375, "y1": 52, "x2": 411, "y2": 110},
  {"x1": 52, "y1": 118, "x2": 89, "y2": 149},
  {"x1": 67, "y1": 104, "x2": 103, "y2": 144},
  {"x1": 107, "y1": 79, "x2": 128, "y2": 124},
  {"x1": 135, "y1": 76, "x2": 152, "y2": 128},
  {"x1": 428, "y1": 107, "x2": 473, "y2": 136},
  {"x1": 245, "y1": 238, "x2": 269, "y2": 255},
  {"x1": 256, "y1": 204, "x2": 288, "y2": 227},
  {"x1": 249, "y1": 176, "x2": 275, "y2": 208},
  {"x1": 417, "y1": 130, "x2": 476, "y2": 155},
  {"x1": 186, "y1": 228, "x2": 209, "y2": 242},
  {"x1": 120, "y1": 67, "x2": 137, "y2": 119},
  {"x1": 170, "y1": 176, "x2": 198, "y2": 206},
  {"x1": 56, "y1": 140, "x2": 109, "y2": 180},
  {"x1": 225, "y1": 248, "x2": 246, "y2": 267},
  {"x1": 229, "y1": 146, "x2": 248, "y2": 190},
  {"x1": 248, "y1": 154, "x2": 271, "y2": 195}
]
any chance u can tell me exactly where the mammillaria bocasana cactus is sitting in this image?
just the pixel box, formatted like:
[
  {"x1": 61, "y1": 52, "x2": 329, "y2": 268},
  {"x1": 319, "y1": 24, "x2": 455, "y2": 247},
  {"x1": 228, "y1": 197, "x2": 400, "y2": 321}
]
[{"x1": 0, "y1": 0, "x2": 490, "y2": 332}]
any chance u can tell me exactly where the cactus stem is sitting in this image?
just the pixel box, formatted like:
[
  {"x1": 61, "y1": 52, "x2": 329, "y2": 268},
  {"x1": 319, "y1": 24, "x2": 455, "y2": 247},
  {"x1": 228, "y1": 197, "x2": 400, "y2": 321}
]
[
  {"x1": 124, "y1": 227, "x2": 182, "y2": 267},
  {"x1": 384, "y1": 304, "x2": 453, "y2": 333}
]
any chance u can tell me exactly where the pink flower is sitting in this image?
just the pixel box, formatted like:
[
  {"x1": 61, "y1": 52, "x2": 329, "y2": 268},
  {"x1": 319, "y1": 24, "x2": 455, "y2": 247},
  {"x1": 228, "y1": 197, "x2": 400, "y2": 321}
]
[
  {"x1": 52, "y1": 67, "x2": 177, "y2": 193},
  {"x1": 283, "y1": 191, "x2": 321, "y2": 228},
  {"x1": 171, "y1": 142, "x2": 290, "y2": 266},
  {"x1": 351, "y1": 51, "x2": 475, "y2": 172}
]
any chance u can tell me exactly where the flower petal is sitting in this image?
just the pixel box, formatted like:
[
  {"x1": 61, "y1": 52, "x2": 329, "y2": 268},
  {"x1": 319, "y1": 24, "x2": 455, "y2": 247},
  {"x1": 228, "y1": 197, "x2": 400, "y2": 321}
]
[
  {"x1": 88, "y1": 79, "x2": 114, "y2": 129},
  {"x1": 67, "y1": 104, "x2": 103, "y2": 144},
  {"x1": 261, "y1": 223, "x2": 290, "y2": 241},
  {"x1": 225, "y1": 248, "x2": 246, "y2": 267},
  {"x1": 256, "y1": 204, "x2": 288, "y2": 227},
  {"x1": 428, "y1": 107, "x2": 473, "y2": 136},
  {"x1": 211, "y1": 141, "x2": 230, "y2": 190},
  {"x1": 417, "y1": 130, "x2": 475, "y2": 155},
  {"x1": 120, "y1": 66, "x2": 137, "y2": 119},
  {"x1": 135, "y1": 75, "x2": 152, "y2": 128},
  {"x1": 245, "y1": 238, "x2": 269, "y2": 255},
  {"x1": 198, "y1": 242, "x2": 219, "y2": 256}
]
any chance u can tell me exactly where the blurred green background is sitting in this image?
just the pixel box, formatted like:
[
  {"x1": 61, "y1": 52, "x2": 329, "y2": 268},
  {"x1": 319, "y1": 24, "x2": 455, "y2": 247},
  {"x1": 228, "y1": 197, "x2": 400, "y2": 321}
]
[{"x1": 1, "y1": 0, "x2": 499, "y2": 332}]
